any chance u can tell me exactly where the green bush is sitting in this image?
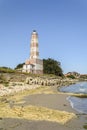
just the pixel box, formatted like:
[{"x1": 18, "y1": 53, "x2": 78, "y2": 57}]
[
  {"x1": 15, "y1": 63, "x2": 24, "y2": 70},
  {"x1": 43, "y1": 58, "x2": 63, "y2": 76}
]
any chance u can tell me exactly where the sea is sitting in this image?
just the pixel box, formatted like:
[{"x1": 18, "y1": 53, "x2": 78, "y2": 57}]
[{"x1": 59, "y1": 82, "x2": 87, "y2": 114}]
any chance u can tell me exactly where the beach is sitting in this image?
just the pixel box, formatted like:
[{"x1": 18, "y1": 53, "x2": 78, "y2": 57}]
[{"x1": 0, "y1": 85, "x2": 87, "y2": 130}]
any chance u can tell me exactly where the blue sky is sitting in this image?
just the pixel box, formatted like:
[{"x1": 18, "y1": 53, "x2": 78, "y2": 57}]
[{"x1": 0, "y1": 0, "x2": 87, "y2": 74}]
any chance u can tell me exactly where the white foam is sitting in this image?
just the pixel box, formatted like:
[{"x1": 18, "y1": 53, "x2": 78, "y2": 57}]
[
  {"x1": 67, "y1": 96, "x2": 86, "y2": 114},
  {"x1": 67, "y1": 96, "x2": 74, "y2": 109}
]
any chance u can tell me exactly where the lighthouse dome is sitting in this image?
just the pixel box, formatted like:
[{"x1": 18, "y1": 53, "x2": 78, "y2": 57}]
[{"x1": 33, "y1": 30, "x2": 37, "y2": 33}]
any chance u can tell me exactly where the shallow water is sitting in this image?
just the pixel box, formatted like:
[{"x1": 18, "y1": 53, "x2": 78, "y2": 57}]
[
  {"x1": 59, "y1": 82, "x2": 87, "y2": 114},
  {"x1": 60, "y1": 82, "x2": 87, "y2": 94}
]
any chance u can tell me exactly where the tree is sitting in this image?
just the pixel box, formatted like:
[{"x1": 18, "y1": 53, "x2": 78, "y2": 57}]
[
  {"x1": 43, "y1": 58, "x2": 63, "y2": 76},
  {"x1": 15, "y1": 63, "x2": 24, "y2": 70}
]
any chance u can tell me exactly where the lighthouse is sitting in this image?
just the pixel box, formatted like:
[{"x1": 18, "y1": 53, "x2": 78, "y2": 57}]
[
  {"x1": 22, "y1": 30, "x2": 43, "y2": 74},
  {"x1": 30, "y1": 30, "x2": 39, "y2": 59}
]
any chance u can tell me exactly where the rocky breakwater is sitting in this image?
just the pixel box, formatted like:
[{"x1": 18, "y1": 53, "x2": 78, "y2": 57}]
[
  {"x1": 0, "y1": 76, "x2": 78, "y2": 96},
  {"x1": 25, "y1": 76, "x2": 78, "y2": 87}
]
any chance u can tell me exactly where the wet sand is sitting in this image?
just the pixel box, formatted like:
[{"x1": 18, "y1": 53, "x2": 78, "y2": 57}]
[
  {"x1": 23, "y1": 94, "x2": 76, "y2": 113},
  {"x1": 0, "y1": 118, "x2": 85, "y2": 130},
  {"x1": 0, "y1": 87, "x2": 87, "y2": 130}
]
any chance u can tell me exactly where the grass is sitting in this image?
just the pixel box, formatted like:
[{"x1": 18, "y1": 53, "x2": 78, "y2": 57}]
[
  {"x1": 83, "y1": 124, "x2": 87, "y2": 129},
  {"x1": 0, "y1": 67, "x2": 15, "y2": 73},
  {"x1": 73, "y1": 94, "x2": 87, "y2": 98}
]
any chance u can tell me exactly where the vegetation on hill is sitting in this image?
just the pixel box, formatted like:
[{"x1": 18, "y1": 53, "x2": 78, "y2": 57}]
[
  {"x1": 0, "y1": 67, "x2": 15, "y2": 86},
  {"x1": 66, "y1": 72, "x2": 80, "y2": 79},
  {"x1": 43, "y1": 58, "x2": 63, "y2": 76},
  {"x1": 0, "y1": 67, "x2": 15, "y2": 73},
  {"x1": 66, "y1": 75, "x2": 75, "y2": 79}
]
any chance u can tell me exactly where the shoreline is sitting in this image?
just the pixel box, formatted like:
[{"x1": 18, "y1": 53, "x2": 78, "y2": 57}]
[{"x1": 0, "y1": 84, "x2": 87, "y2": 129}]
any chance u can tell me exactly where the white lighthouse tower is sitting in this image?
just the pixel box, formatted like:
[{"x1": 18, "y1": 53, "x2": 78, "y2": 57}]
[
  {"x1": 23, "y1": 30, "x2": 43, "y2": 74},
  {"x1": 30, "y1": 30, "x2": 39, "y2": 59}
]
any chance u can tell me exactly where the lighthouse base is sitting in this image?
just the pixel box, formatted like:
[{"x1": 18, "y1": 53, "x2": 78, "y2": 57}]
[{"x1": 22, "y1": 59, "x2": 43, "y2": 74}]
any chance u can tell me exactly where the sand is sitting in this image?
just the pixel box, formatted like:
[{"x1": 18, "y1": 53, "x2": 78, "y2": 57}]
[{"x1": 0, "y1": 86, "x2": 87, "y2": 130}]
